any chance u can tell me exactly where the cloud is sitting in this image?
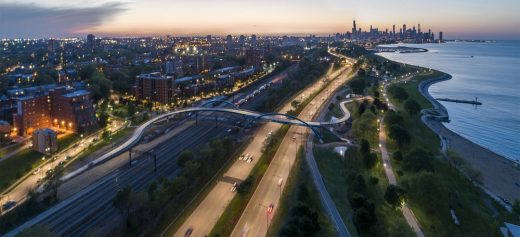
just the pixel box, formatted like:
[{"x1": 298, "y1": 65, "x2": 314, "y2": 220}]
[{"x1": 0, "y1": 2, "x2": 127, "y2": 38}]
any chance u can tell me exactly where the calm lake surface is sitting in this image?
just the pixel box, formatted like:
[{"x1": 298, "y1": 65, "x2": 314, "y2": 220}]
[{"x1": 378, "y1": 41, "x2": 520, "y2": 161}]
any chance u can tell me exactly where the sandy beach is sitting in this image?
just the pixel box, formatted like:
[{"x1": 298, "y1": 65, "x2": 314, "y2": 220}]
[{"x1": 420, "y1": 75, "x2": 520, "y2": 203}]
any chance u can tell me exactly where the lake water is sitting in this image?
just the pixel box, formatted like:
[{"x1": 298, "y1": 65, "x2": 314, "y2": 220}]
[{"x1": 378, "y1": 41, "x2": 520, "y2": 161}]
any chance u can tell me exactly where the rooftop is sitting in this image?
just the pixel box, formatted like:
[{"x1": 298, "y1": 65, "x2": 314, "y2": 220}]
[
  {"x1": 63, "y1": 90, "x2": 90, "y2": 98},
  {"x1": 138, "y1": 72, "x2": 173, "y2": 80}
]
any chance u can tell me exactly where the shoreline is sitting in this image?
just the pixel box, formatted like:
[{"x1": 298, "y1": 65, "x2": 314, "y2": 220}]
[{"x1": 418, "y1": 73, "x2": 520, "y2": 205}]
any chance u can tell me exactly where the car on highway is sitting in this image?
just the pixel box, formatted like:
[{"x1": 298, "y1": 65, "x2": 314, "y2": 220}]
[
  {"x1": 33, "y1": 168, "x2": 41, "y2": 175},
  {"x1": 2, "y1": 200, "x2": 16, "y2": 211},
  {"x1": 267, "y1": 203, "x2": 274, "y2": 214},
  {"x1": 184, "y1": 227, "x2": 193, "y2": 237},
  {"x1": 231, "y1": 182, "x2": 239, "y2": 192}
]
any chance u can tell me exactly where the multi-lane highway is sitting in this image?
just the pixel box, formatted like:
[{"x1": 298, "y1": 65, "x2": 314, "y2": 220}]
[
  {"x1": 172, "y1": 57, "x2": 352, "y2": 237},
  {"x1": 230, "y1": 57, "x2": 356, "y2": 237}
]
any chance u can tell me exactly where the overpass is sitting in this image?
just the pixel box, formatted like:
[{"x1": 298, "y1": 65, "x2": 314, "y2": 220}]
[{"x1": 61, "y1": 101, "x2": 352, "y2": 181}]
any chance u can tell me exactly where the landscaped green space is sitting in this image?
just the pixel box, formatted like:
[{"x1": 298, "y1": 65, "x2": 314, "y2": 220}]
[{"x1": 313, "y1": 146, "x2": 414, "y2": 237}]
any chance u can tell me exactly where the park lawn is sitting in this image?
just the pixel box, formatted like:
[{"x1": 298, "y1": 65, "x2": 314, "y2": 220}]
[
  {"x1": 316, "y1": 127, "x2": 342, "y2": 144},
  {"x1": 0, "y1": 133, "x2": 78, "y2": 193},
  {"x1": 269, "y1": 147, "x2": 335, "y2": 237},
  {"x1": 313, "y1": 147, "x2": 359, "y2": 235}
]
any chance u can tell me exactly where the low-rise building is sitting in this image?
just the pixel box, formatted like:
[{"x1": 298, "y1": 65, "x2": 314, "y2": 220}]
[
  {"x1": 51, "y1": 88, "x2": 98, "y2": 133},
  {"x1": 32, "y1": 128, "x2": 58, "y2": 154},
  {"x1": 133, "y1": 73, "x2": 176, "y2": 105},
  {"x1": 13, "y1": 95, "x2": 53, "y2": 136},
  {"x1": 12, "y1": 87, "x2": 97, "y2": 136}
]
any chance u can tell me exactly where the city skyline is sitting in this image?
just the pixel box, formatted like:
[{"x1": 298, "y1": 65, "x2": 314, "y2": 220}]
[{"x1": 1, "y1": 0, "x2": 519, "y2": 39}]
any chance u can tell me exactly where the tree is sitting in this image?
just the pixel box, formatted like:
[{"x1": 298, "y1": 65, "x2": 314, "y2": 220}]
[
  {"x1": 353, "y1": 205, "x2": 377, "y2": 231},
  {"x1": 79, "y1": 65, "x2": 96, "y2": 81},
  {"x1": 359, "y1": 139, "x2": 370, "y2": 154},
  {"x1": 97, "y1": 112, "x2": 109, "y2": 128},
  {"x1": 404, "y1": 99, "x2": 421, "y2": 116},
  {"x1": 44, "y1": 164, "x2": 65, "y2": 201},
  {"x1": 363, "y1": 152, "x2": 378, "y2": 169},
  {"x1": 88, "y1": 72, "x2": 112, "y2": 102},
  {"x1": 170, "y1": 176, "x2": 187, "y2": 194},
  {"x1": 237, "y1": 176, "x2": 254, "y2": 194},
  {"x1": 291, "y1": 100, "x2": 301, "y2": 109},
  {"x1": 389, "y1": 86, "x2": 408, "y2": 102},
  {"x1": 392, "y1": 151, "x2": 403, "y2": 161},
  {"x1": 389, "y1": 125, "x2": 411, "y2": 148},
  {"x1": 147, "y1": 181, "x2": 158, "y2": 201},
  {"x1": 110, "y1": 71, "x2": 132, "y2": 93},
  {"x1": 385, "y1": 111, "x2": 404, "y2": 127},
  {"x1": 358, "y1": 102, "x2": 366, "y2": 115},
  {"x1": 349, "y1": 77, "x2": 367, "y2": 95},
  {"x1": 352, "y1": 175, "x2": 366, "y2": 192},
  {"x1": 113, "y1": 186, "x2": 133, "y2": 217},
  {"x1": 177, "y1": 150, "x2": 194, "y2": 166},
  {"x1": 182, "y1": 160, "x2": 201, "y2": 179},
  {"x1": 127, "y1": 102, "x2": 136, "y2": 118},
  {"x1": 384, "y1": 185, "x2": 405, "y2": 208}
]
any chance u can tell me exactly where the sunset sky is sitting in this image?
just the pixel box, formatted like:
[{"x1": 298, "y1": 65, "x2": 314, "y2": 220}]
[{"x1": 1, "y1": 0, "x2": 519, "y2": 39}]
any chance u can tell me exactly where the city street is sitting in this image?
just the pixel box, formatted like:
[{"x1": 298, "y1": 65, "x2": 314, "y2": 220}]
[{"x1": 0, "y1": 119, "x2": 126, "y2": 215}]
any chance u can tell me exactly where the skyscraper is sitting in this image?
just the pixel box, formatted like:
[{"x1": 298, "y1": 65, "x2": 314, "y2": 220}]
[
  {"x1": 352, "y1": 20, "x2": 357, "y2": 35},
  {"x1": 251, "y1": 34, "x2": 257, "y2": 46},
  {"x1": 226, "y1": 35, "x2": 233, "y2": 50},
  {"x1": 86, "y1": 34, "x2": 95, "y2": 51},
  {"x1": 439, "y1": 32, "x2": 443, "y2": 42},
  {"x1": 206, "y1": 35, "x2": 212, "y2": 42},
  {"x1": 392, "y1": 25, "x2": 396, "y2": 35}
]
